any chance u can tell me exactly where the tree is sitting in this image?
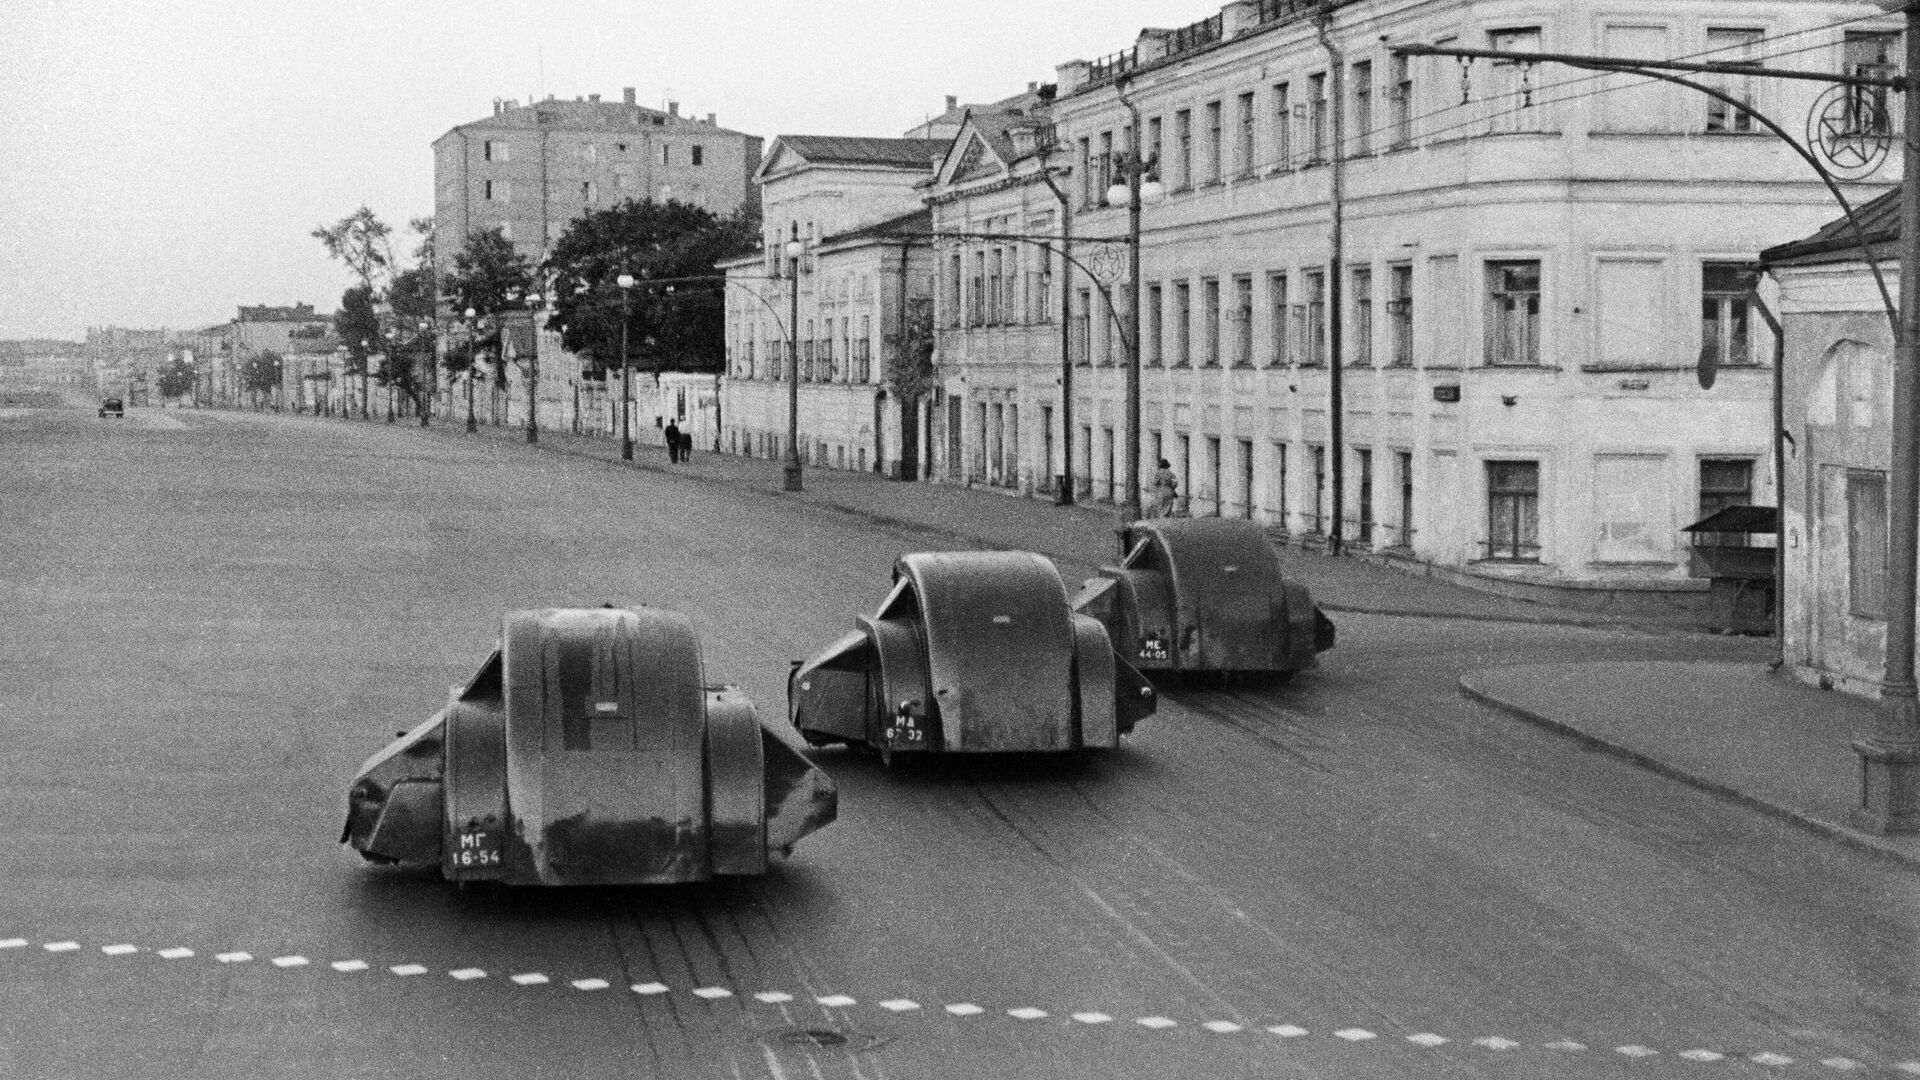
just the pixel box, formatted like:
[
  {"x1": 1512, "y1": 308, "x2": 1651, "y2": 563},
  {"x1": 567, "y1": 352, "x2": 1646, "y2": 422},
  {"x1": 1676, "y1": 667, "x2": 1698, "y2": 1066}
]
[
  {"x1": 156, "y1": 356, "x2": 197, "y2": 402},
  {"x1": 442, "y1": 227, "x2": 534, "y2": 380},
  {"x1": 333, "y1": 285, "x2": 381, "y2": 415},
  {"x1": 385, "y1": 265, "x2": 437, "y2": 423},
  {"x1": 542, "y1": 200, "x2": 758, "y2": 375},
  {"x1": 312, "y1": 207, "x2": 394, "y2": 292},
  {"x1": 240, "y1": 349, "x2": 284, "y2": 405}
]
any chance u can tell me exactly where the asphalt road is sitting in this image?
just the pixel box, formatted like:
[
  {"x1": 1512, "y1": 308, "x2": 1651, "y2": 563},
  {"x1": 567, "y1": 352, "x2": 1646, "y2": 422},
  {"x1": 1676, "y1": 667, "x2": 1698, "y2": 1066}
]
[{"x1": 0, "y1": 398, "x2": 1913, "y2": 1079}]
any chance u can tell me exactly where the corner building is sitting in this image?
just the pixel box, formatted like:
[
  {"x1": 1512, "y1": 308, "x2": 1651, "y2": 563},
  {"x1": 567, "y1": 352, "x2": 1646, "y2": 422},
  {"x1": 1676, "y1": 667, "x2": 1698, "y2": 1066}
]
[{"x1": 934, "y1": 0, "x2": 1897, "y2": 601}]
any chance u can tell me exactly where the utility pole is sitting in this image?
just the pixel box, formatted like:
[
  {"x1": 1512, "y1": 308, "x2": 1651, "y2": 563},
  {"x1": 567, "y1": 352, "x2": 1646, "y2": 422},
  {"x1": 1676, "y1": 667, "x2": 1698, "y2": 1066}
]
[
  {"x1": 1856, "y1": 0, "x2": 1920, "y2": 833},
  {"x1": 1320, "y1": 5, "x2": 1347, "y2": 556}
]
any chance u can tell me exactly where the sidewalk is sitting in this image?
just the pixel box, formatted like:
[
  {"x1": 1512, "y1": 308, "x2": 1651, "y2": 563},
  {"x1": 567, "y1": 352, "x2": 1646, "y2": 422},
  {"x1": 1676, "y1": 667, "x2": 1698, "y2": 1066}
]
[
  {"x1": 459, "y1": 419, "x2": 1707, "y2": 631},
  {"x1": 1461, "y1": 662, "x2": 1920, "y2": 869}
]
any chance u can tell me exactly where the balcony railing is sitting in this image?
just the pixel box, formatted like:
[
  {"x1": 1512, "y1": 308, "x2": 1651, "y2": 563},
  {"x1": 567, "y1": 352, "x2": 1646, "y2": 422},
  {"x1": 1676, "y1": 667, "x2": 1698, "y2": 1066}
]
[
  {"x1": 1088, "y1": 47, "x2": 1138, "y2": 87},
  {"x1": 1166, "y1": 14, "x2": 1222, "y2": 57}
]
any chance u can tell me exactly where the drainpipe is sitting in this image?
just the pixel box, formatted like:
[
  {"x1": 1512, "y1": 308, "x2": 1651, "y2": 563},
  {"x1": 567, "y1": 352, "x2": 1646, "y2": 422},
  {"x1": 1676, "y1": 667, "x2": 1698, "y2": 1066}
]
[
  {"x1": 894, "y1": 233, "x2": 916, "y2": 478},
  {"x1": 1319, "y1": 5, "x2": 1347, "y2": 556}
]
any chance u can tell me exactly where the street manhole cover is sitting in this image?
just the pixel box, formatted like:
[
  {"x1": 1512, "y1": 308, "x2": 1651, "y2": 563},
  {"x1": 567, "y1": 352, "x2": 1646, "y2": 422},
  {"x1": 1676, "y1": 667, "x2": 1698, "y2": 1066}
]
[
  {"x1": 777, "y1": 1028, "x2": 849, "y2": 1048},
  {"x1": 761, "y1": 1026, "x2": 889, "y2": 1054}
]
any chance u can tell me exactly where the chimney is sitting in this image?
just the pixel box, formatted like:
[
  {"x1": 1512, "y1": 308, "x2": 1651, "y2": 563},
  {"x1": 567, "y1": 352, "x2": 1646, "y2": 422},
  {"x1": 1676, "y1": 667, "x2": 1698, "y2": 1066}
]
[
  {"x1": 706, "y1": 112, "x2": 716, "y2": 126},
  {"x1": 668, "y1": 100, "x2": 679, "y2": 117},
  {"x1": 492, "y1": 97, "x2": 502, "y2": 116},
  {"x1": 623, "y1": 87, "x2": 636, "y2": 105},
  {"x1": 589, "y1": 93, "x2": 601, "y2": 102},
  {"x1": 945, "y1": 94, "x2": 958, "y2": 112}
]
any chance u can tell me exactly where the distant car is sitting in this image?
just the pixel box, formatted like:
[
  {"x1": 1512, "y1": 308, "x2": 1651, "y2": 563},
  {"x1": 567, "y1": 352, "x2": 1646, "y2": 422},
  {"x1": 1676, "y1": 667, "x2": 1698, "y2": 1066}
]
[{"x1": 98, "y1": 397, "x2": 124, "y2": 418}]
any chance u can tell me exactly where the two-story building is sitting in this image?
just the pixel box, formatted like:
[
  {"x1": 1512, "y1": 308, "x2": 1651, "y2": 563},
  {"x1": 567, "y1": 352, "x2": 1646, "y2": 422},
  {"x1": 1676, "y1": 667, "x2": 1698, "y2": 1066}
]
[
  {"x1": 721, "y1": 135, "x2": 943, "y2": 477},
  {"x1": 926, "y1": 0, "x2": 1895, "y2": 607}
]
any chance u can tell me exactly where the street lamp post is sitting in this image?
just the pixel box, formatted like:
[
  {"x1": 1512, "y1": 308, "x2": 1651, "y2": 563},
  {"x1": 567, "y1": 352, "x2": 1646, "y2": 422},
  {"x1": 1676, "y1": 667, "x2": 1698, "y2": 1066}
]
[
  {"x1": 464, "y1": 307, "x2": 479, "y2": 433},
  {"x1": 1106, "y1": 85, "x2": 1165, "y2": 525},
  {"x1": 523, "y1": 289, "x2": 546, "y2": 444},
  {"x1": 358, "y1": 338, "x2": 372, "y2": 419},
  {"x1": 417, "y1": 318, "x2": 433, "y2": 427},
  {"x1": 618, "y1": 273, "x2": 636, "y2": 460},
  {"x1": 783, "y1": 225, "x2": 806, "y2": 492}
]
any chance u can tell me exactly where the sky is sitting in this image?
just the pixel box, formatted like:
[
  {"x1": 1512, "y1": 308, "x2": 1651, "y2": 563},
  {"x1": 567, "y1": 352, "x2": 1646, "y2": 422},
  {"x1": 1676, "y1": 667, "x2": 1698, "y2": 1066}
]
[{"x1": 0, "y1": 0, "x2": 1197, "y2": 342}]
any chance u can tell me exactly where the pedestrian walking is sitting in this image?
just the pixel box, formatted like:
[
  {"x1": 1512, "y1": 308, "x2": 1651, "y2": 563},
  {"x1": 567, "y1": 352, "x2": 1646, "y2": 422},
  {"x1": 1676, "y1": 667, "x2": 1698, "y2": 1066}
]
[
  {"x1": 679, "y1": 429, "x2": 694, "y2": 461},
  {"x1": 1150, "y1": 459, "x2": 1179, "y2": 518},
  {"x1": 664, "y1": 420, "x2": 681, "y2": 463}
]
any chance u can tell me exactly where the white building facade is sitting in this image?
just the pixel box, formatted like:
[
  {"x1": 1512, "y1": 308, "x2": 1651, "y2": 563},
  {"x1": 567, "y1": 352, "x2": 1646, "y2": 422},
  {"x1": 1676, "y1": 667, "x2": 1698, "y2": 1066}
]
[
  {"x1": 721, "y1": 136, "x2": 942, "y2": 478},
  {"x1": 928, "y1": 0, "x2": 1896, "y2": 604}
]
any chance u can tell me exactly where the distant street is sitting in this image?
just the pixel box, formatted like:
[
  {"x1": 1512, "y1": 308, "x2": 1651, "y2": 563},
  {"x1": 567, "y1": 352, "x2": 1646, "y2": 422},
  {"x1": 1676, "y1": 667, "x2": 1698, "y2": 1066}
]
[{"x1": 0, "y1": 399, "x2": 1912, "y2": 1080}]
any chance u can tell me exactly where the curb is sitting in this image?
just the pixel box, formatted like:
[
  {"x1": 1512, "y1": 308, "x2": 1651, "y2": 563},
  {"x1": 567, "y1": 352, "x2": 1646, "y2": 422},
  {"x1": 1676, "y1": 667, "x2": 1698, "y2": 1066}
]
[{"x1": 1458, "y1": 674, "x2": 1920, "y2": 872}]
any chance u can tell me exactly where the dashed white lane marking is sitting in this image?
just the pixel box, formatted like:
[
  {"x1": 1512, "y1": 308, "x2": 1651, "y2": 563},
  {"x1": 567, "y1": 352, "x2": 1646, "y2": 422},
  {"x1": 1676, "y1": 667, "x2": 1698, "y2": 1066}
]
[{"x1": 4, "y1": 935, "x2": 1906, "y2": 1070}]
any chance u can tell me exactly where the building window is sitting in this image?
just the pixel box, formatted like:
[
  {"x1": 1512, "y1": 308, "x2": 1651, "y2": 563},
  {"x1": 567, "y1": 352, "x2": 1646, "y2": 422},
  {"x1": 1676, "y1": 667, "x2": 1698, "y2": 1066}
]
[
  {"x1": 1235, "y1": 92, "x2": 1256, "y2": 176},
  {"x1": 1073, "y1": 288, "x2": 1092, "y2": 366},
  {"x1": 1098, "y1": 131, "x2": 1114, "y2": 204},
  {"x1": 1203, "y1": 101, "x2": 1223, "y2": 183},
  {"x1": 1390, "y1": 54, "x2": 1413, "y2": 148},
  {"x1": 1174, "y1": 110, "x2": 1193, "y2": 190},
  {"x1": 1232, "y1": 275, "x2": 1253, "y2": 368},
  {"x1": 947, "y1": 253, "x2": 963, "y2": 328},
  {"x1": 1701, "y1": 262, "x2": 1761, "y2": 369},
  {"x1": 1357, "y1": 448, "x2": 1374, "y2": 544},
  {"x1": 1396, "y1": 450, "x2": 1415, "y2": 546},
  {"x1": 1035, "y1": 243, "x2": 1054, "y2": 324},
  {"x1": 1705, "y1": 28, "x2": 1762, "y2": 132},
  {"x1": 1488, "y1": 27, "x2": 1545, "y2": 133},
  {"x1": 660, "y1": 144, "x2": 671, "y2": 165},
  {"x1": 1145, "y1": 283, "x2": 1164, "y2": 367},
  {"x1": 1273, "y1": 82, "x2": 1293, "y2": 170},
  {"x1": 1079, "y1": 137, "x2": 1094, "y2": 206},
  {"x1": 1845, "y1": 31, "x2": 1899, "y2": 136},
  {"x1": 484, "y1": 140, "x2": 510, "y2": 162},
  {"x1": 1145, "y1": 116, "x2": 1163, "y2": 177},
  {"x1": 1311, "y1": 445, "x2": 1327, "y2": 533},
  {"x1": 691, "y1": 145, "x2": 704, "y2": 166},
  {"x1": 987, "y1": 249, "x2": 1003, "y2": 324},
  {"x1": 1267, "y1": 272, "x2": 1289, "y2": 366},
  {"x1": 970, "y1": 252, "x2": 985, "y2": 326},
  {"x1": 1850, "y1": 469, "x2": 1889, "y2": 618},
  {"x1": 484, "y1": 179, "x2": 510, "y2": 202},
  {"x1": 1304, "y1": 269, "x2": 1326, "y2": 366},
  {"x1": 1699, "y1": 457, "x2": 1755, "y2": 531},
  {"x1": 1387, "y1": 262, "x2": 1414, "y2": 367},
  {"x1": 1485, "y1": 260, "x2": 1541, "y2": 366},
  {"x1": 1273, "y1": 442, "x2": 1290, "y2": 531},
  {"x1": 1350, "y1": 266, "x2": 1373, "y2": 367},
  {"x1": 1486, "y1": 460, "x2": 1541, "y2": 560},
  {"x1": 1351, "y1": 60, "x2": 1373, "y2": 155},
  {"x1": 1173, "y1": 282, "x2": 1192, "y2": 366},
  {"x1": 581, "y1": 180, "x2": 596, "y2": 202},
  {"x1": 1308, "y1": 74, "x2": 1328, "y2": 162},
  {"x1": 1201, "y1": 278, "x2": 1221, "y2": 367}
]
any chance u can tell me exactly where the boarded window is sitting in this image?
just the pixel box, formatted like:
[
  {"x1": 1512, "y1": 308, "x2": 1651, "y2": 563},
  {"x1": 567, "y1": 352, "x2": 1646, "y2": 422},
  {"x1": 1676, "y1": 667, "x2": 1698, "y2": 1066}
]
[
  {"x1": 1598, "y1": 25, "x2": 1673, "y2": 132},
  {"x1": 1594, "y1": 258, "x2": 1666, "y2": 366},
  {"x1": 1592, "y1": 454, "x2": 1668, "y2": 562}
]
